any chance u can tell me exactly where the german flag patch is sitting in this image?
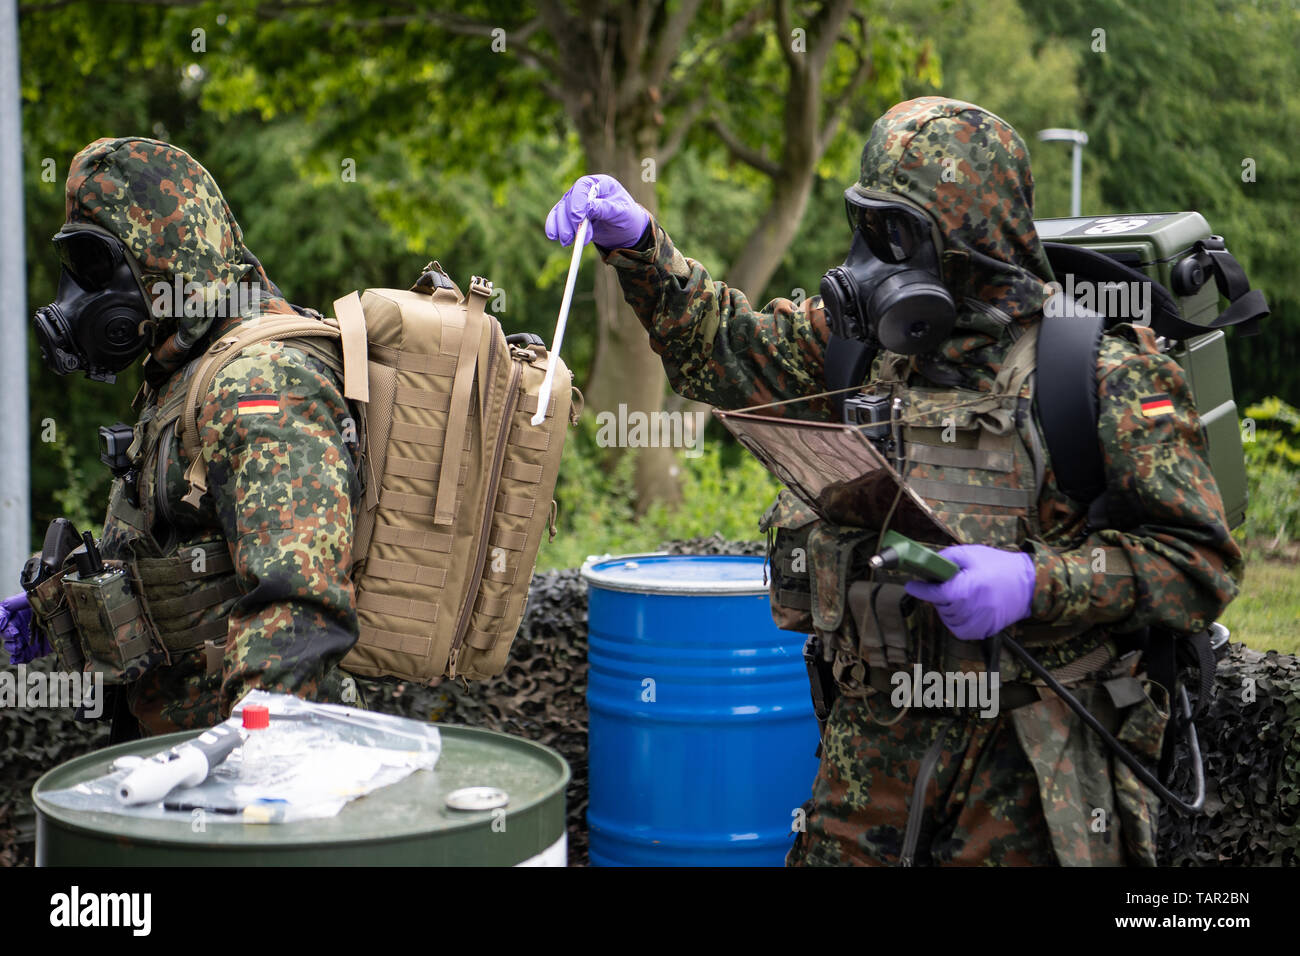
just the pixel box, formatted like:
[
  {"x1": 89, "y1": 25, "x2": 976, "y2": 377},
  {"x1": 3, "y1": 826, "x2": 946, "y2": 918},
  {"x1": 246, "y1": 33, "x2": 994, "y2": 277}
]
[
  {"x1": 1139, "y1": 394, "x2": 1175, "y2": 419},
  {"x1": 237, "y1": 394, "x2": 280, "y2": 416}
]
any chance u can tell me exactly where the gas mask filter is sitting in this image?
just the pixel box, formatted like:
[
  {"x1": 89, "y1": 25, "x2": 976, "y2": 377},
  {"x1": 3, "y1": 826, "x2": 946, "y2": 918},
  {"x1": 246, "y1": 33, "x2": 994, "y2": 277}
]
[
  {"x1": 819, "y1": 187, "x2": 956, "y2": 355},
  {"x1": 33, "y1": 222, "x2": 154, "y2": 383}
]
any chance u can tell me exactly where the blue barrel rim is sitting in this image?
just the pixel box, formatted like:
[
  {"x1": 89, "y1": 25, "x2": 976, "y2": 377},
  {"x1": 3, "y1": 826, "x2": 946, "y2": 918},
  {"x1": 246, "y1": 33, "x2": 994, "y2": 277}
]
[{"x1": 580, "y1": 551, "x2": 770, "y2": 596}]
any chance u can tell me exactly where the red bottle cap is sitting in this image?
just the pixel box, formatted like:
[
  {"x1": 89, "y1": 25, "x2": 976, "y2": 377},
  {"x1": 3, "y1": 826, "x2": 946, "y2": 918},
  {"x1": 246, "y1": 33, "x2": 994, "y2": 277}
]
[{"x1": 242, "y1": 704, "x2": 270, "y2": 730}]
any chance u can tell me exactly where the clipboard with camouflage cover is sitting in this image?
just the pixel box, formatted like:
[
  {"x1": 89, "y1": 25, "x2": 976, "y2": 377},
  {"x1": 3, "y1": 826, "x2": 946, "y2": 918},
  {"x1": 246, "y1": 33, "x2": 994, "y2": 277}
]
[{"x1": 713, "y1": 408, "x2": 956, "y2": 546}]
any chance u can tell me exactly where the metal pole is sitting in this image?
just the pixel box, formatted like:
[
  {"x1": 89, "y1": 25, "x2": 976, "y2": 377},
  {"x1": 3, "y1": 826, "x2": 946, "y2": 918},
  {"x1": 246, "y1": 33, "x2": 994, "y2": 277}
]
[
  {"x1": 0, "y1": 0, "x2": 30, "y2": 590},
  {"x1": 1070, "y1": 141, "x2": 1083, "y2": 218},
  {"x1": 1037, "y1": 128, "x2": 1088, "y2": 219}
]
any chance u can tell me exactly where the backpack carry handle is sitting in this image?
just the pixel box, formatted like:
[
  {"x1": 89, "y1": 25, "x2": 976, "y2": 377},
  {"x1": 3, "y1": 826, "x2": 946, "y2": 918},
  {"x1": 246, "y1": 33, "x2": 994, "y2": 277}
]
[{"x1": 411, "y1": 261, "x2": 464, "y2": 301}]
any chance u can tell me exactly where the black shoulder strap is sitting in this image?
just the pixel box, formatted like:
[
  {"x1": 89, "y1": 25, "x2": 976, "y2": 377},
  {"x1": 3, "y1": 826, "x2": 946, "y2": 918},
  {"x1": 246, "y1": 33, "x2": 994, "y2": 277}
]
[
  {"x1": 1033, "y1": 294, "x2": 1107, "y2": 507},
  {"x1": 823, "y1": 334, "x2": 876, "y2": 421},
  {"x1": 1041, "y1": 240, "x2": 1269, "y2": 341},
  {"x1": 1194, "y1": 237, "x2": 1269, "y2": 337}
]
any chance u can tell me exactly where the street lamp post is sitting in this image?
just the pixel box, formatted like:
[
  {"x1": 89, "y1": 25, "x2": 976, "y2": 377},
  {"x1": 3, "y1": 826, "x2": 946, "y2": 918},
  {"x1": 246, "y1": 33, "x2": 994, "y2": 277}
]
[
  {"x1": 0, "y1": 0, "x2": 29, "y2": 591},
  {"x1": 1037, "y1": 127, "x2": 1089, "y2": 218}
]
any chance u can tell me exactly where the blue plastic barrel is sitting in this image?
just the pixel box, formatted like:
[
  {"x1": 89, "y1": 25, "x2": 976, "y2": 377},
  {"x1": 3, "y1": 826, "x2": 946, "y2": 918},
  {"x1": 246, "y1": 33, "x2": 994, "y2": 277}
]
[{"x1": 582, "y1": 553, "x2": 820, "y2": 866}]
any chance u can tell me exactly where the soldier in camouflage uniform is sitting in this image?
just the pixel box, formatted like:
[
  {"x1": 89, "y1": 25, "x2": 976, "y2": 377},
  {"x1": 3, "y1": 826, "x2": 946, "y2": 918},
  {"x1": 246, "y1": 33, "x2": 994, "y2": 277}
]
[
  {"x1": 547, "y1": 97, "x2": 1242, "y2": 865},
  {"x1": 26, "y1": 138, "x2": 361, "y2": 736}
]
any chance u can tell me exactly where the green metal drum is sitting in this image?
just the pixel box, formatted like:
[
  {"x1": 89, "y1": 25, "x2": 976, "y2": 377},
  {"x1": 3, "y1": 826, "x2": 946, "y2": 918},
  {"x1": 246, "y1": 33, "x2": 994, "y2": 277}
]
[{"x1": 34, "y1": 725, "x2": 569, "y2": 866}]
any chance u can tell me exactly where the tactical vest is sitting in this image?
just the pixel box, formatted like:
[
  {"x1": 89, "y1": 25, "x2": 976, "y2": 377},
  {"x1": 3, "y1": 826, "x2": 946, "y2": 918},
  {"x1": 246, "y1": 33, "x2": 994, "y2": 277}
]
[
  {"x1": 761, "y1": 324, "x2": 1103, "y2": 697},
  {"x1": 27, "y1": 351, "x2": 325, "y2": 684}
]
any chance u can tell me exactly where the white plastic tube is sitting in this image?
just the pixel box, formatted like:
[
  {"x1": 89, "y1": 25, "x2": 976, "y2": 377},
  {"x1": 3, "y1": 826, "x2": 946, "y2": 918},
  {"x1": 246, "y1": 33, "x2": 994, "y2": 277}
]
[{"x1": 533, "y1": 185, "x2": 598, "y2": 426}]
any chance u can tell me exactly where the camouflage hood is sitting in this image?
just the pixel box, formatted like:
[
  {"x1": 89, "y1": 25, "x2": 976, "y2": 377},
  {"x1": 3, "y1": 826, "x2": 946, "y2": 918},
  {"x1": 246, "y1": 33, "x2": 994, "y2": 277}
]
[
  {"x1": 856, "y1": 97, "x2": 1056, "y2": 380},
  {"x1": 64, "y1": 137, "x2": 292, "y2": 371}
]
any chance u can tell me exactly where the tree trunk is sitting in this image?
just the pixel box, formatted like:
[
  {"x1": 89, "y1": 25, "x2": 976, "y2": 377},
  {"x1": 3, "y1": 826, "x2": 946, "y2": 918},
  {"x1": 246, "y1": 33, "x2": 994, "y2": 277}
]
[
  {"x1": 716, "y1": 0, "x2": 854, "y2": 302},
  {"x1": 578, "y1": 134, "x2": 682, "y2": 509},
  {"x1": 723, "y1": 174, "x2": 818, "y2": 304}
]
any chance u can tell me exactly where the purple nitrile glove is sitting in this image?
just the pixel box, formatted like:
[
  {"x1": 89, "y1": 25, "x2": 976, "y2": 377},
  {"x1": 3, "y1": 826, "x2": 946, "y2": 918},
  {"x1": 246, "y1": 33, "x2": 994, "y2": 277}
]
[
  {"x1": 545, "y1": 174, "x2": 650, "y2": 250},
  {"x1": 1, "y1": 591, "x2": 51, "y2": 664},
  {"x1": 903, "y1": 545, "x2": 1036, "y2": 641}
]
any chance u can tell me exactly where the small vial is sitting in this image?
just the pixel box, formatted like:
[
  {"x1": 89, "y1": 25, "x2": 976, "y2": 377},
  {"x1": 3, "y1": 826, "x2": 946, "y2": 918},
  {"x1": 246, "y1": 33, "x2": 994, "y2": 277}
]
[{"x1": 240, "y1": 703, "x2": 271, "y2": 780}]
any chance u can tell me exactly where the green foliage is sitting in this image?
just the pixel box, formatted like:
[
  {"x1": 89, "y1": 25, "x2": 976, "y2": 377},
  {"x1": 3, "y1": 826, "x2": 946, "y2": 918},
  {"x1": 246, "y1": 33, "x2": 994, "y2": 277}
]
[
  {"x1": 1239, "y1": 466, "x2": 1300, "y2": 550},
  {"x1": 1019, "y1": 0, "x2": 1300, "y2": 406},
  {"x1": 1243, "y1": 396, "x2": 1300, "y2": 467},
  {"x1": 1237, "y1": 397, "x2": 1300, "y2": 547},
  {"x1": 888, "y1": 0, "x2": 1090, "y2": 219},
  {"x1": 49, "y1": 441, "x2": 99, "y2": 534},
  {"x1": 767, "y1": 0, "x2": 1086, "y2": 309},
  {"x1": 539, "y1": 416, "x2": 781, "y2": 571},
  {"x1": 678, "y1": 5, "x2": 932, "y2": 194}
]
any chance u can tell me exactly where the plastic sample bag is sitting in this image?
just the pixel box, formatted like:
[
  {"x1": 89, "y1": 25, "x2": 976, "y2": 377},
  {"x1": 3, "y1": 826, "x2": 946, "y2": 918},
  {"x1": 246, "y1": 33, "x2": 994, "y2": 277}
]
[{"x1": 41, "y1": 690, "x2": 442, "y2": 823}]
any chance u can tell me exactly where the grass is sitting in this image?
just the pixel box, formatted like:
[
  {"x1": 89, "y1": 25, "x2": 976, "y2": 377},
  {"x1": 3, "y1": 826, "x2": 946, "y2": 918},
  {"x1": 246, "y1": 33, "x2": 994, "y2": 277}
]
[{"x1": 1219, "y1": 547, "x2": 1300, "y2": 655}]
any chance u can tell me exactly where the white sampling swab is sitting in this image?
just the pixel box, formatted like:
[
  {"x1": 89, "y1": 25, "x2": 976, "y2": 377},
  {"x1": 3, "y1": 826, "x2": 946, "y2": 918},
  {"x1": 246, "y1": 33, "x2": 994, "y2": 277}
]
[{"x1": 533, "y1": 184, "x2": 598, "y2": 426}]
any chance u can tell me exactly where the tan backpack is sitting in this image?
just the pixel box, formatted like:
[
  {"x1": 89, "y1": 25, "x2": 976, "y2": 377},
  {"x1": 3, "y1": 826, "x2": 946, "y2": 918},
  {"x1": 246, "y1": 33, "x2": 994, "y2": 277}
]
[{"x1": 179, "y1": 265, "x2": 577, "y2": 682}]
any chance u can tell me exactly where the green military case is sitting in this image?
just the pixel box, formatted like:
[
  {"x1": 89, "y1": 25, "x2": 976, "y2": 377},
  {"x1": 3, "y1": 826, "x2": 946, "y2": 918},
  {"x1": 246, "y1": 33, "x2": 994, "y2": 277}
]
[{"x1": 1035, "y1": 212, "x2": 1258, "y2": 528}]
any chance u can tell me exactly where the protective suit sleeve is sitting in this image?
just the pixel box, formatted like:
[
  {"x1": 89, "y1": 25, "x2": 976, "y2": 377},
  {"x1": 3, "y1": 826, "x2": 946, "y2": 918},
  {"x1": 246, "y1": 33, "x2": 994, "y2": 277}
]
[
  {"x1": 195, "y1": 341, "x2": 360, "y2": 716},
  {"x1": 602, "y1": 217, "x2": 833, "y2": 417},
  {"x1": 1024, "y1": 325, "x2": 1243, "y2": 632}
]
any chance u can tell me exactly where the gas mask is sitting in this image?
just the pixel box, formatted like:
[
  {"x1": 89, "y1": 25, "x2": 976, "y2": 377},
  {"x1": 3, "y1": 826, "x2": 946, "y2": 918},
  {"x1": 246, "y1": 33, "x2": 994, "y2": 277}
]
[
  {"x1": 33, "y1": 222, "x2": 154, "y2": 383},
  {"x1": 819, "y1": 187, "x2": 956, "y2": 355}
]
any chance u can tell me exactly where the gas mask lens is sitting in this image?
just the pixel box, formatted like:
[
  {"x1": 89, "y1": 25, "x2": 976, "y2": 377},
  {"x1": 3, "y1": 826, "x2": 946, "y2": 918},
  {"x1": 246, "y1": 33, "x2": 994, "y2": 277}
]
[
  {"x1": 54, "y1": 229, "x2": 123, "y2": 289},
  {"x1": 843, "y1": 191, "x2": 928, "y2": 263}
]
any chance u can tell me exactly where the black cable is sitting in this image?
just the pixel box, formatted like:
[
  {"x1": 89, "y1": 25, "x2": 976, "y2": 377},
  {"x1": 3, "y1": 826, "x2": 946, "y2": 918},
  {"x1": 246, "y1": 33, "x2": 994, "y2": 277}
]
[{"x1": 1002, "y1": 635, "x2": 1205, "y2": 814}]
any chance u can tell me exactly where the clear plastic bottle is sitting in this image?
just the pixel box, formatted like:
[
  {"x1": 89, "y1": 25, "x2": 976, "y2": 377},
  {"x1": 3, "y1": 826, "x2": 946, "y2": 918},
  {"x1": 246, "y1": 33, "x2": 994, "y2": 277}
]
[
  {"x1": 240, "y1": 703, "x2": 271, "y2": 780},
  {"x1": 238, "y1": 705, "x2": 331, "y2": 784}
]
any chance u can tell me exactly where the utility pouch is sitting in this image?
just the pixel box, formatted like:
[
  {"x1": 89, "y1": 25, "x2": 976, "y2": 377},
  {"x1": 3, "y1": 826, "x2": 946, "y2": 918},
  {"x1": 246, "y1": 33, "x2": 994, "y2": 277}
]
[
  {"x1": 847, "y1": 580, "x2": 913, "y2": 670},
  {"x1": 806, "y1": 523, "x2": 878, "y2": 647},
  {"x1": 805, "y1": 522, "x2": 939, "y2": 697},
  {"x1": 759, "y1": 490, "x2": 819, "y2": 633},
  {"x1": 26, "y1": 568, "x2": 84, "y2": 674},
  {"x1": 806, "y1": 528, "x2": 878, "y2": 639},
  {"x1": 62, "y1": 561, "x2": 164, "y2": 684}
]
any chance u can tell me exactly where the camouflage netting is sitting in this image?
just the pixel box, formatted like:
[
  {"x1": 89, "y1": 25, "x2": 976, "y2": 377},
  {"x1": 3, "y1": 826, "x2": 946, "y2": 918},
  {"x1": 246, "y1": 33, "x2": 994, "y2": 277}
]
[
  {"x1": 1158, "y1": 645, "x2": 1300, "y2": 865},
  {"x1": 2, "y1": 539, "x2": 1296, "y2": 867},
  {"x1": 0, "y1": 656, "x2": 111, "y2": 865}
]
